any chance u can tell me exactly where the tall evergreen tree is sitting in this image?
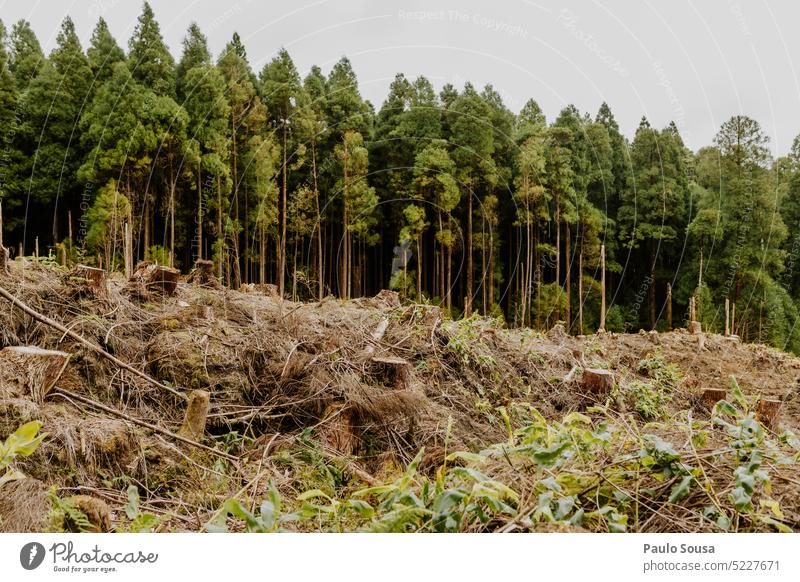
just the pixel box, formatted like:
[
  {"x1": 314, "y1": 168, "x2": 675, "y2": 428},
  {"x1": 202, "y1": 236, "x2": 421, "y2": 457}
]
[
  {"x1": 87, "y1": 18, "x2": 125, "y2": 88},
  {"x1": 128, "y1": 2, "x2": 175, "y2": 98},
  {"x1": 448, "y1": 84, "x2": 495, "y2": 315},
  {"x1": 9, "y1": 20, "x2": 43, "y2": 90},
  {"x1": 260, "y1": 48, "x2": 301, "y2": 297}
]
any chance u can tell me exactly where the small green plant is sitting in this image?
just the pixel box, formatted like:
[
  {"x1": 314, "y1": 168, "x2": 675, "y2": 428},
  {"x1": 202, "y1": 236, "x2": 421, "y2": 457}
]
[
  {"x1": 47, "y1": 490, "x2": 93, "y2": 533},
  {"x1": 619, "y1": 380, "x2": 672, "y2": 420},
  {"x1": 636, "y1": 352, "x2": 682, "y2": 388},
  {"x1": 1, "y1": 421, "x2": 46, "y2": 489},
  {"x1": 206, "y1": 483, "x2": 300, "y2": 532},
  {"x1": 121, "y1": 485, "x2": 161, "y2": 532}
]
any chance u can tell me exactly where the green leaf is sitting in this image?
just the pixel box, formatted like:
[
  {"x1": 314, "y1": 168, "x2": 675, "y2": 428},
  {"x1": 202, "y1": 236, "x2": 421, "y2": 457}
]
[
  {"x1": 668, "y1": 475, "x2": 693, "y2": 504},
  {"x1": 530, "y1": 441, "x2": 571, "y2": 466},
  {"x1": 125, "y1": 485, "x2": 140, "y2": 520},
  {"x1": 730, "y1": 486, "x2": 753, "y2": 513},
  {"x1": 297, "y1": 489, "x2": 331, "y2": 502},
  {"x1": 554, "y1": 496, "x2": 575, "y2": 520},
  {"x1": 347, "y1": 499, "x2": 374, "y2": 518}
]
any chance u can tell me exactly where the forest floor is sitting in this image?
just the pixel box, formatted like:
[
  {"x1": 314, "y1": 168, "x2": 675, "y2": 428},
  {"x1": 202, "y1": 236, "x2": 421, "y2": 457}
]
[{"x1": 1, "y1": 258, "x2": 799, "y2": 533}]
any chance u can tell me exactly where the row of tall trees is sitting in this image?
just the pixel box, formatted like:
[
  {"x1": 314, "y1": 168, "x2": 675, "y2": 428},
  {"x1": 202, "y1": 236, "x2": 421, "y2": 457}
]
[{"x1": 2, "y1": 4, "x2": 800, "y2": 352}]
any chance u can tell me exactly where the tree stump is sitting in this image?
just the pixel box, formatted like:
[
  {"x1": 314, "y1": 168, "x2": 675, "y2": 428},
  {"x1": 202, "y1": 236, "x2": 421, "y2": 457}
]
[
  {"x1": 254, "y1": 283, "x2": 279, "y2": 298},
  {"x1": 318, "y1": 404, "x2": 359, "y2": 456},
  {"x1": 688, "y1": 321, "x2": 702, "y2": 334},
  {"x1": 582, "y1": 368, "x2": 615, "y2": 395},
  {"x1": 129, "y1": 262, "x2": 180, "y2": 298},
  {"x1": 756, "y1": 399, "x2": 782, "y2": 429},
  {"x1": 701, "y1": 388, "x2": 727, "y2": 409},
  {"x1": 178, "y1": 389, "x2": 210, "y2": 441},
  {"x1": 186, "y1": 259, "x2": 221, "y2": 289},
  {"x1": 70, "y1": 265, "x2": 107, "y2": 298},
  {"x1": 372, "y1": 355, "x2": 413, "y2": 390},
  {"x1": 0, "y1": 346, "x2": 70, "y2": 403}
]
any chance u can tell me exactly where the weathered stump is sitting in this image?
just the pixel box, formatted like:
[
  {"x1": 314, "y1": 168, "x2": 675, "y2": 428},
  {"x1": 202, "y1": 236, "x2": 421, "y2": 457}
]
[
  {"x1": 372, "y1": 289, "x2": 401, "y2": 309},
  {"x1": 129, "y1": 262, "x2": 180, "y2": 298},
  {"x1": 70, "y1": 265, "x2": 107, "y2": 298},
  {"x1": 756, "y1": 399, "x2": 782, "y2": 429},
  {"x1": 0, "y1": 346, "x2": 70, "y2": 403},
  {"x1": 186, "y1": 259, "x2": 221, "y2": 289},
  {"x1": 178, "y1": 389, "x2": 210, "y2": 441},
  {"x1": 372, "y1": 355, "x2": 413, "y2": 391},
  {"x1": 318, "y1": 404, "x2": 359, "y2": 456},
  {"x1": 688, "y1": 321, "x2": 702, "y2": 334},
  {"x1": 701, "y1": 388, "x2": 727, "y2": 409},
  {"x1": 254, "y1": 283, "x2": 280, "y2": 298},
  {"x1": 582, "y1": 368, "x2": 615, "y2": 395}
]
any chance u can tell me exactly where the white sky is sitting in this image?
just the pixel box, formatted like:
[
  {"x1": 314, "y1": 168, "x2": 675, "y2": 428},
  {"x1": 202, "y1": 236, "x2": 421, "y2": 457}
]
[{"x1": 2, "y1": 0, "x2": 799, "y2": 154}]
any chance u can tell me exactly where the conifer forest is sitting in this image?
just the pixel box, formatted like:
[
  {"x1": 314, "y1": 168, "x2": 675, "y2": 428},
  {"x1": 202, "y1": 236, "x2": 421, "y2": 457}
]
[{"x1": 2, "y1": 2, "x2": 800, "y2": 538}]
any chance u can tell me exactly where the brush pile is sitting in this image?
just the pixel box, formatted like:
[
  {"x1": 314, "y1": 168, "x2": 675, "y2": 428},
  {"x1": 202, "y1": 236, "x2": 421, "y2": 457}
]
[{"x1": 1, "y1": 258, "x2": 799, "y2": 533}]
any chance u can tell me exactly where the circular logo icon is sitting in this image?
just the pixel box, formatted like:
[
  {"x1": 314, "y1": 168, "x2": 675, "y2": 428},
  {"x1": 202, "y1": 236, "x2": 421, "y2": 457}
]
[{"x1": 20, "y1": 542, "x2": 46, "y2": 570}]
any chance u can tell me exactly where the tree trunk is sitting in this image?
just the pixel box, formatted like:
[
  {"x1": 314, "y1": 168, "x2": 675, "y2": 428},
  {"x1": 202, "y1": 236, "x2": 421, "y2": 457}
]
[
  {"x1": 312, "y1": 140, "x2": 324, "y2": 300},
  {"x1": 169, "y1": 162, "x2": 176, "y2": 269},
  {"x1": 197, "y1": 161, "x2": 203, "y2": 261},
  {"x1": 649, "y1": 245, "x2": 657, "y2": 329},
  {"x1": 279, "y1": 123, "x2": 288, "y2": 297},
  {"x1": 565, "y1": 222, "x2": 571, "y2": 329},
  {"x1": 466, "y1": 193, "x2": 473, "y2": 316},
  {"x1": 416, "y1": 233, "x2": 422, "y2": 300},
  {"x1": 217, "y1": 176, "x2": 224, "y2": 281},
  {"x1": 578, "y1": 246, "x2": 583, "y2": 335}
]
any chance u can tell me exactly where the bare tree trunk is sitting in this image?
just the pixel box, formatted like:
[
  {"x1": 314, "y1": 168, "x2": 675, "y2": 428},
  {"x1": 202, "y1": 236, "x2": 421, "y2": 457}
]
[
  {"x1": 599, "y1": 244, "x2": 606, "y2": 332},
  {"x1": 197, "y1": 161, "x2": 203, "y2": 261},
  {"x1": 649, "y1": 244, "x2": 657, "y2": 329},
  {"x1": 312, "y1": 140, "x2": 324, "y2": 299},
  {"x1": 416, "y1": 233, "x2": 422, "y2": 300},
  {"x1": 466, "y1": 193, "x2": 473, "y2": 316},
  {"x1": 565, "y1": 222, "x2": 571, "y2": 329},
  {"x1": 578, "y1": 245, "x2": 583, "y2": 335},
  {"x1": 279, "y1": 124, "x2": 288, "y2": 297}
]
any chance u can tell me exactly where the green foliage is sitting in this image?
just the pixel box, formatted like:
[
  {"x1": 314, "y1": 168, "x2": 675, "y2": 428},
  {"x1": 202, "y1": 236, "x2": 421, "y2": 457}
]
[
  {"x1": 121, "y1": 485, "x2": 160, "y2": 533},
  {"x1": 0, "y1": 421, "x2": 45, "y2": 488},
  {"x1": 47, "y1": 490, "x2": 93, "y2": 533},
  {"x1": 206, "y1": 482, "x2": 292, "y2": 533}
]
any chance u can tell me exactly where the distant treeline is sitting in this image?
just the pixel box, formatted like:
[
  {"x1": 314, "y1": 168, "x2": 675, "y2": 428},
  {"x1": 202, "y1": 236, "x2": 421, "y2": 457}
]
[{"x1": 2, "y1": 3, "x2": 800, "y2": 351}]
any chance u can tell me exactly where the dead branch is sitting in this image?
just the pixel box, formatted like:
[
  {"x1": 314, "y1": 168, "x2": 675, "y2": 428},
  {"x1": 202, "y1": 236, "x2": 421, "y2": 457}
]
[
  {"x1": 50, "y1": 387, "x2": 237, "y2": 463},
  {"x1": 0, "y1": 283, "x2": 184, "y2": 400}
]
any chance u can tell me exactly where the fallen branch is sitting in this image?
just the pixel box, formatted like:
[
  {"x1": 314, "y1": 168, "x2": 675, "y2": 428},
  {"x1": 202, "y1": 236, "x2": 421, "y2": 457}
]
[
  {"x1": 0, "y1": 283, "x2": 184, "y2": 400},
  {"x1": 50, "y1": 387, "x2": 237, "y2": 463}
]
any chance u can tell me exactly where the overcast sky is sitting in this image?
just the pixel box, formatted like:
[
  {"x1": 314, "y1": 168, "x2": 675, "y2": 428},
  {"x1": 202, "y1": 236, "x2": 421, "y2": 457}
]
[{"x1": 2, "y1": 0, "x2": 799, "y2": 154}]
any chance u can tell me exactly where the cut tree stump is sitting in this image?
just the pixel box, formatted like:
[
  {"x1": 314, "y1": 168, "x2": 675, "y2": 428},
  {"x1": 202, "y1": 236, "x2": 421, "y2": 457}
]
[
  {"x1": 318, "y1": 404, "x2": 359, "y2": 456},
  {"x1": 0, "y1": 346, "x2": 70, "y2": 403},
  {"x1": 70, "y1": 265, "x2": 107, "y2": 298},
  {"x1": 129, "y1": 262, "x2": 180, "y2": 297},
  {"x1": 178, "y1": 389, "x2": 210, "y2": 441},
  {"x1": 688, "y1": 321, "x2": 702, "y2": 334},
  {"x1": 756, "y1": 399, "x2": 782, "y2": 428},
  {"x1": 701, "y1": 388, "x2": 727, "y2": 408},
  {"x1": 582, "y1": 368, "x2": 615, "y2": 395},
  {"x1": 371, "y1": 355, "x2": 413, "y2": 390},
  {"x1": 186, "y1": 259, "x2": 221, "y2": 289}
]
